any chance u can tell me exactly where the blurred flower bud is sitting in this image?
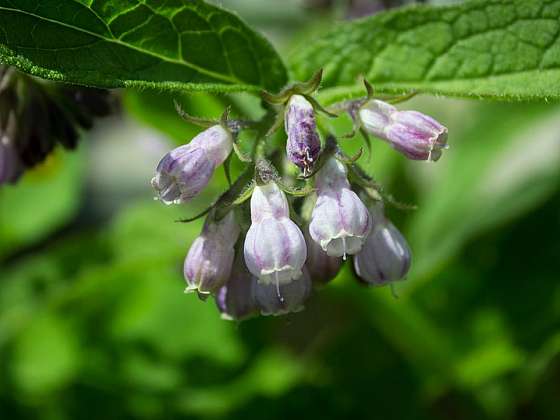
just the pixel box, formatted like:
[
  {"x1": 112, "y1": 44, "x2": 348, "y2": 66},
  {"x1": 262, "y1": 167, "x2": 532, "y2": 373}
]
[
  {"x1": 0, "y1": 109, "x2": 24, "y2": 185},
  {"x1": 0, "y1": 140, "x2": 23, "y2": 185},
  {"x1": 215, "y1": 254, "x2": 259, "y2": 321},
  {"x1": 285, "y1": 94, "x2": 321, "y2": 175},
  {"x1": 253, "y1": 268, "x2": 312, "y2": 316},
  {"x1": 151, "y1": 125, "x2": 232, "y2": 204},
  {"x1": 309, "y1": 158, "x2": 371, "y2": 258},
  {"x1": 359, "y1": 99, "x2": 448, "y2": 161},
  {"x1": 353, "y1": 203, "x2": 412, "y2": 286},
  {"x1": 62, "y1": 87, "x2": 113, "y2": 122},
  {"x1": 244, "y1": 182, "x2": 307, "y2": 285},
  {"x1": 0, "y1": 65, "x2": 114, "y2": 185},
  {"x1": 184, "y1": 211, "x2": 240, "y2": 295},
  {"x1": 305, "y1": 225, "x2": 341, "y2": 285}
]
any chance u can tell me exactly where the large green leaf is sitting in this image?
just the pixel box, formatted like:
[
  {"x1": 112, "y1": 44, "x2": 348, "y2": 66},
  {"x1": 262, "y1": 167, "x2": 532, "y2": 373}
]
[
  {"x1": 291, "y1": 0, "x2": 560, "y2": 101},
  {"x1": 0, "y1": 0, "x2": 287, "y2": 92}
]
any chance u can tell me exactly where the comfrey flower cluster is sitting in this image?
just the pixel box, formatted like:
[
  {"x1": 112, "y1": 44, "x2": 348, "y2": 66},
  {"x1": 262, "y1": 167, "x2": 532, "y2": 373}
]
[
  {"x1": 152, "y1": 73, "x2": 448, "y2": 320},
  {"x1": 0, "y1": 65, "x2": 114, "y2": 185}
]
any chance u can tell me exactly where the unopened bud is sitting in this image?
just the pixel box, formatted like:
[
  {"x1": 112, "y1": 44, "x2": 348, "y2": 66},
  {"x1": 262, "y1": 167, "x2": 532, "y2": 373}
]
[
  {"x1": 353, "y1": 203, "x2": 411, "y2": 286},
  {"x1": 285, "y1": 94, "x2": 321, "y2": 175},
  {"x1": 359, "y1": 100, "x2": 448, "y2": 161},
  {"x1": 152, "y1": 125, "x2": 232, "y2": 204},
  {"x1": 184, "y1": 211, "x2": 240, "y2": 295},
  {"x1": 309, "y1": 158, "x2": 371, "y2": 258}
]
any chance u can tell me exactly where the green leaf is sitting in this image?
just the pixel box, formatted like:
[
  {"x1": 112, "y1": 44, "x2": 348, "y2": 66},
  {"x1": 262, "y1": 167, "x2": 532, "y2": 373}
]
[
  {"x1": 11, "y1": 314, "x2": 80, "y2": 395},
  {"x1": 0, "y1": 149, "x2": 84, "y2": 259},
  {"x1": 291, "y1": 0, "x2": 560, "y2": 101},
  {"x1": 0, "y1": 0, "x2": 287, "y2": 93}
]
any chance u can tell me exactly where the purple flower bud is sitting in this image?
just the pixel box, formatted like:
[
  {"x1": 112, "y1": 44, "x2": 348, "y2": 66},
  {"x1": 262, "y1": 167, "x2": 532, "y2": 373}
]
[
  {"x1": 244, "y1": 182, "x2": 307, "y2": 285},
  {"x1": 253, "y1": 269, "x2": 312, "y2": 316},
  {"x1": 309, "y1": 158, "x2": 371, "y2": 258},
  {"x1": 184, "y1": 211, "x2": 240, "y2": 295},
  {"x1": 215, "y1": 255, "x2": 259, "y2": 321},
  {"x1": 353, "y1": 203, "x2": 412, "y2": 286},
  {"x1": 151, "y1": 125, "x2": 232, "y2": 204},
  {"x1": 285, "y1": 94, "x2": 321, "y2": 174},
  {"x1": 304, "y1": 226, "x2": 342, "y2": 286},
  {"x1": 359, "y1": 100, "x2": 448, "y2": 161}
]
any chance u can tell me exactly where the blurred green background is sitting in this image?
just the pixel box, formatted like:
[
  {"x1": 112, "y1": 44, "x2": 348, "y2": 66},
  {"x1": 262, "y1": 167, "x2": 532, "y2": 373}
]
[{"x1": 1, "y1": 1, "x2": 560, "y2": 419}]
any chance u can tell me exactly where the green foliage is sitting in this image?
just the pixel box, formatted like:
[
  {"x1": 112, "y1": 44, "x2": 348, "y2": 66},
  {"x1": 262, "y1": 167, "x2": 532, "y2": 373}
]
[
  {"x1": 0, "y1": 0, "x2": 287, "y2": 93},
  {"x1": 404, "y1": 100, "x2": 560, "y2": 287},
  {"x1": 0, "y1": 149, "x2": 83, "y2": 259},
  {"x1": 1, "y1": 1, "x2": 560, "y2": 419},
  {"x1": 11, "y1": 314, "x2": 80, "y2": 395},
  {"x1": 1, "y1": 94, "x2": 559, "y2": 419},
  {"x1": 292, "y1": 0, "x2": 560, "y2": 101}
]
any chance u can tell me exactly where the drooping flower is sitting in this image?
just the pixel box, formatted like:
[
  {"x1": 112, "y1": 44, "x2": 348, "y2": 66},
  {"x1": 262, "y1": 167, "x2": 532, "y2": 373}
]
[
  {"x1": 284, "y1": 94, "x2": 321, "y2": 175},
  {"x1": 359, "y1": 99, "x2": 448, "y2": 161},
  {"x1": 253, "y1": 269, "x2": 312, "y2": 316},
  {"x1": 215, "y1": 253, "x2": 259, "y2": 321},
  {"x1": 309, "y1": 158, "x2": 371, "y2": 258},
  {"x1": 184, "y1": 211, "x2": 240, "y2": 295},
  {"x1": 151, "y1": 125, "x2": 232, "y2": 204},
  {"x1": 304, "y1": 226, "x2": 342, "y2": 286},
  {"x1": 353, "y1": 203, "x2": 412, "y2": 286},
  {"x1": 244, "y1": 181, "x2": 307, "y2": 285}
]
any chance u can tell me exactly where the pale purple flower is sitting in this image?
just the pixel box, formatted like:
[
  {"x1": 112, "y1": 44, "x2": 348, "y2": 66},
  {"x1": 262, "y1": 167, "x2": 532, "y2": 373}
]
[
  {"x1": 244, "y1": 182, "x2": 307, "y2": 285},
  {"x1": 151, "y1": 125, "x2": 232, "y2": 204},
  {"x1": 309, "y1": 158, "x2": 371, "y2": 258},
  {"x1": 215, "y1": 255, "x2": 258, "y2": 321},
  {"x1": 359, "y1": 99, "x2": 448, "y2": 161},
  {"x1": 184, "y1": 211, "x2": 240, "y2": 295},
  {"x1": 354, "y1": 203, "x2": 412, "y2": 286},
  {"x1": 253, "y1": 269, "x2": 312, "y2": 316},
  {"x1": 305, "y1": 226, "x2": 342, "y2": 286},
  {"x1": 285, "y1": 94, "x2": 321, "y2": 174}
]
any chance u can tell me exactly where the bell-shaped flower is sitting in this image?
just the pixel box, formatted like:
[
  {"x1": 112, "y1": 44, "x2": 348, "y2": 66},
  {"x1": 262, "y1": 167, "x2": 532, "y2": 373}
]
[
  {"x1": 253, "y1": 269, "x2": 312, "y2": 316},
  {"x1": 244, "y1": 182, "x2": 307, "y2": 285},
  {"x1": 285, "y1": 94, "x2": 321, "y2": 175},
  {"x1": 184, "y1": 211, "x2": 240, "y2": 295},
  {"x1": 353, "y1": 203, "x2": 412, "y2": 286},
  {"x1": 358, "y1": 99, "x2": 448, "y2": 161},
  {"x1": 309, "y1": 158, "x2": 371, "y2": 258},
  {"x1": 215, "y1": 254, "x2": 259, "y2": 321},
  {"x1": 151, "y1": 125, "x2": 232, "y2": 204},
  {"x1": 304, "y1": 226, "x2": 342, "y2": 286}
]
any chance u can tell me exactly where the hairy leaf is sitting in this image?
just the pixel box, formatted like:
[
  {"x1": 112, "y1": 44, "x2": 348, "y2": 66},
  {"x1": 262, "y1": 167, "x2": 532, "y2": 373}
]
[
  {"x1": 291, "y1": 0, "x2": 560, "y2": 101},
  {"x1": 0, "y1": 0, "x2": 287, "y2": 92}
]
